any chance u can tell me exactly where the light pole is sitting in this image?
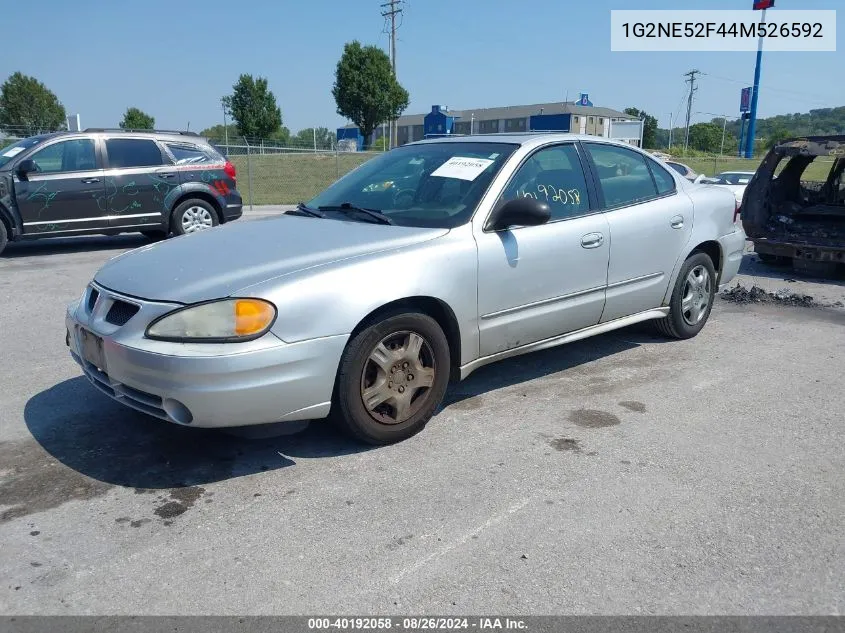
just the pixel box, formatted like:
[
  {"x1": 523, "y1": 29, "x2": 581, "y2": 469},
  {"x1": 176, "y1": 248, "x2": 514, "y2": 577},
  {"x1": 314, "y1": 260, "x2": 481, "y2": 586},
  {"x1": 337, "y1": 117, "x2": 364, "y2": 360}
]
[
  {"x1": 668, "y1": 112, "x2": 674, "y2": 150},
  {"x1": 696, "y1": 111, "x2": 732, "y2": 156},
  {"x1": 745, "y1": 1, "x2": 772, "y2": 158}
]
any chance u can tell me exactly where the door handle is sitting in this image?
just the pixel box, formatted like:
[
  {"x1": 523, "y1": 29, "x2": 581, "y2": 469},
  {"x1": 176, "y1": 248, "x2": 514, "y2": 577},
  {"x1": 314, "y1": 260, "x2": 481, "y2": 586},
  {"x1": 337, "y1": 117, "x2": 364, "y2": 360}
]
[
  {"x1": 670, "y1": 215, "x2": 685, "y2": 229},
  {"x1": 80, "y1": 178, "x2": 100, "y2": 184},
  {"x1": 581, "y1": 232, "x2": 604, "y2": 249},
  {"x1": 158, "y1": 173, "x2": 176, "y2": 179}
]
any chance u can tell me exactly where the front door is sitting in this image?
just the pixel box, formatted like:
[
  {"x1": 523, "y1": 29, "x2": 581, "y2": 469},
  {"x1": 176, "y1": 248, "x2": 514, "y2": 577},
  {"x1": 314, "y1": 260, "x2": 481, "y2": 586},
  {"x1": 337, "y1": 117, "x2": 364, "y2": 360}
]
[
  {"x1": 16, "y1": 137, "x2": 107, "y2": 235},
  {"x1": 102, "y1": 137, "x2": 174, "y2": 230},
  {"x1": 475, "y1": 143, "x2": 610, "y2": 357},
  {"x1": 582, "y1": 143, "x2": 694, "y2": 322}
]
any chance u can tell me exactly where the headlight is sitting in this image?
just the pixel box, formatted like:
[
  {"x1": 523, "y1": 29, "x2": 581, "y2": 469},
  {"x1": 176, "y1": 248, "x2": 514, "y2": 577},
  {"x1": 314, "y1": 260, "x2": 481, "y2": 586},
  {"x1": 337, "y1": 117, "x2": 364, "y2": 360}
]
[{"x1": 146, "y1": 298, "x2": 277, "y2": 342}]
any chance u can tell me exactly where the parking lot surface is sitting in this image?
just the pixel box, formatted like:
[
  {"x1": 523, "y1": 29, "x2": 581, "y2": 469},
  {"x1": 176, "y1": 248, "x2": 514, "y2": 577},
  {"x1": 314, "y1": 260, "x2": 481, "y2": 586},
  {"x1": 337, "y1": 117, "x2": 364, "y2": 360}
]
[{"x1": 1, "y1": 209, "x2": 844, "y2": 615}]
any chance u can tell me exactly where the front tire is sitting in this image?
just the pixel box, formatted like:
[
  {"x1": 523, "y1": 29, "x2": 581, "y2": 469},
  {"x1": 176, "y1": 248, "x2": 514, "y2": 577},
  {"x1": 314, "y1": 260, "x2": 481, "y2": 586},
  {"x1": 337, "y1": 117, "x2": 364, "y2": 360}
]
[
  {"x1": 655, "y1": 252, "x2": 716, "y2": 340},
  {"x1": 332, "y1": 311, "x2": 451, "y2": 445},
  {"x1": 171, "y1": 199, "x2": 219, "y2": 236},
  {"x1": 0, "y1": 221, "x2": 7, "y2": 256}
]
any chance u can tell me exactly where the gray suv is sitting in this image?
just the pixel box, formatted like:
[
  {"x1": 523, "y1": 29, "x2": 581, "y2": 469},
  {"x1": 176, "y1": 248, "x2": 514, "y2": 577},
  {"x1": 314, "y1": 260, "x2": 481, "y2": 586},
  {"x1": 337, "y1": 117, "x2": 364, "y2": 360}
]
[{"x1": 0, "y1": 128, "x2": 243, "y2": 255}]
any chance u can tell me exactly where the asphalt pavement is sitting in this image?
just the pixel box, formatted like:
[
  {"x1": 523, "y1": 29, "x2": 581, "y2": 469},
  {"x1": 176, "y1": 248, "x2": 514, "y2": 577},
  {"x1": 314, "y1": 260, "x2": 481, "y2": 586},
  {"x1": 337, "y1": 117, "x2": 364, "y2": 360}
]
[{"x1": 1, "y1": 208, "x2": 843, "y2": 615}]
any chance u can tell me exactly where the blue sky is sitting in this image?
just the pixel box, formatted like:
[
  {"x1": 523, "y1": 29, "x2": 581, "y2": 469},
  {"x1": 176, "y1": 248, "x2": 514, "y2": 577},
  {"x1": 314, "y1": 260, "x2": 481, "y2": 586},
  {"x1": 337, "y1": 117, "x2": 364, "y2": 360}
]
[{"x1": 2, "y1": 0, "x2": 842, "y2": 134}]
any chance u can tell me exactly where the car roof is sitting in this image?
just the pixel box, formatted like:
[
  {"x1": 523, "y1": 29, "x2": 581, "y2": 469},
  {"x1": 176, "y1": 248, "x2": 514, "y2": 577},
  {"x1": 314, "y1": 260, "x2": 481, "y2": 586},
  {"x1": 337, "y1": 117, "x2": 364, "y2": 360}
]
[
  {"x1": 408, "y1": 133, "x2": 649, "y2": 153},
  {"x1": 16, "y1": 129, "x2": 209, "y2": 143}
]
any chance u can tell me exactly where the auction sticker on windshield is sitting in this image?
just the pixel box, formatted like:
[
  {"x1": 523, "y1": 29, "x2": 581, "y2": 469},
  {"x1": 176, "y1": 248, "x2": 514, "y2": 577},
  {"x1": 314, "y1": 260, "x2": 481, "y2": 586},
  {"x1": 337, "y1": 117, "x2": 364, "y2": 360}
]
[
  {"x1": 2, "y1": 147, "x2": 25, "y2": 158},
  {"x1": 432, "y1": 156, "x2": 495, "y2": 181}
]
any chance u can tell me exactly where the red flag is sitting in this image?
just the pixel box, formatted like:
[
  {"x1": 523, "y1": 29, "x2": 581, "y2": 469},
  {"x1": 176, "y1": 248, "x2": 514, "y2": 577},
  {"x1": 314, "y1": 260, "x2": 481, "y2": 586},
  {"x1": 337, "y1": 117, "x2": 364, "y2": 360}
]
[{"x1": 753, "y1": 0, "x2": 774, "y2": 9}]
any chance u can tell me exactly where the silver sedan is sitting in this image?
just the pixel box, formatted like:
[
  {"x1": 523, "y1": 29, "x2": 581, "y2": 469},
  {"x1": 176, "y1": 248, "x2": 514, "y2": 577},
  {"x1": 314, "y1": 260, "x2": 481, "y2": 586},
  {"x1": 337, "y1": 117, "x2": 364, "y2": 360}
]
[{"x1": 66, "y1": 134, "x2": 746, "y2": 444}]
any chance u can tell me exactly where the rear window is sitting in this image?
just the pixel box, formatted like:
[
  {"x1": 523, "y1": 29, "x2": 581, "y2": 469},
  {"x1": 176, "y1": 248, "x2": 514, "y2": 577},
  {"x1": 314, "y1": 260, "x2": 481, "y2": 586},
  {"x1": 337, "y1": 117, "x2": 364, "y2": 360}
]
[
  {"x1": 105, "y1": 138, "x2": 164, "y2": 168},
  {"x1": 165, "y1": 143, "x2": 212, "y2": 165}
]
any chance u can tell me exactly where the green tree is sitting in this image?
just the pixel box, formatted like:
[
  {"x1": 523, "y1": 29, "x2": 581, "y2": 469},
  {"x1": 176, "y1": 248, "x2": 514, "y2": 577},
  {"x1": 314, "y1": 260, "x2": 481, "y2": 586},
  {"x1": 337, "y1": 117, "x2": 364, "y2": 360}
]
[
  {"x1": 0, "y1": 72, "x2": 66, "y2": 133},
  {"x1": 226, "y1": 74, "x2": 282, "y2": 139},
  {"x1": 766, "y1": 126, "x2": 793, "y2": 149},
  {"x1": 199, "y1": 123, "x2": 240, "y2": 140},
  {"x1": 624, "y1": 107, "x2": 658, "y2": 149},
  {"x1": 119, "y1": 107, "x2": 155, "y2": 130},
  {"x1": 292, "y1": 127, "x2": 334, "y2": 149},
  {"x1": 687, "y1": 122, "x2": 724, "y2": 152},
  {"x1": 332, "y1": 41, "x2": 409, "y2": 148}
]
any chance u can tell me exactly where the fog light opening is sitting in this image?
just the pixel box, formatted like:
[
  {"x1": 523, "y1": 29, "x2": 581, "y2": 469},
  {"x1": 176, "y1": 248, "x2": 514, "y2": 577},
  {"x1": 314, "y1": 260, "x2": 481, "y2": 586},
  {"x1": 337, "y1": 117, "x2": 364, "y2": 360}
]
[{"x1": 163, "y1": 399, "x2": 194, "y2": 425}]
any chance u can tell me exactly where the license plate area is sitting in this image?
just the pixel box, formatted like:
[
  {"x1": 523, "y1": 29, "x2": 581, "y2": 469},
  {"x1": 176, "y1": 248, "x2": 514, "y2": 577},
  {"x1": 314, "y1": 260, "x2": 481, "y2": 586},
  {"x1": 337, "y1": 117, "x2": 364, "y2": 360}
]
[{"x1": 78, "y1": 327, "x2": 106, "y2": 371}]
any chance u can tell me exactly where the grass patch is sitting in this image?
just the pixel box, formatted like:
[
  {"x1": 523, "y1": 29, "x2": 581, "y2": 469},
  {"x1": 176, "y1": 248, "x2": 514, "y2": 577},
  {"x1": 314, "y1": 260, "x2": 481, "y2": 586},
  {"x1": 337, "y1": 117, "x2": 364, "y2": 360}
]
[
  {"x1": 230, "y1": 152, "x2": 376, "y2": 205},
  {"x1": 230, "y1": 151, "x2": 838, "y2": 205},
  {"x1": 673, "y1": 156, "x2": 834, "y2": 182}
]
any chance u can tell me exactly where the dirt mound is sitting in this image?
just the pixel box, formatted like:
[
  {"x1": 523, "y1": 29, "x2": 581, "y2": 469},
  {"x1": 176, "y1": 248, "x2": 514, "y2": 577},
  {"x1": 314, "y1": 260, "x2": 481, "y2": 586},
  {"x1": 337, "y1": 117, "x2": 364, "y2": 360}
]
[{"x1": 720, "y1": 283, "x2": 815, "y2": 308}]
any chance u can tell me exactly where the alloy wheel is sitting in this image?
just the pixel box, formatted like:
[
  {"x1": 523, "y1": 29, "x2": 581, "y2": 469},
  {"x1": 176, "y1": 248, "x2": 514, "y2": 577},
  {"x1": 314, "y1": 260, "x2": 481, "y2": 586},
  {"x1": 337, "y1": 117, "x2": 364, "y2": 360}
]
[{"x1": 360, "y1": 330, "x2": 437, "y2": 425}]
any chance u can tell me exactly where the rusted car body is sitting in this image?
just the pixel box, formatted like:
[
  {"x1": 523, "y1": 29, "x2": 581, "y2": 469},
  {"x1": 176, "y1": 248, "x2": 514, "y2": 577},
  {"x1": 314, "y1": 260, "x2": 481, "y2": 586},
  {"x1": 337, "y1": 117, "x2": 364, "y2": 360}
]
[{"x1": 742, "y1": 136, "x2": 845, "y2": 274}]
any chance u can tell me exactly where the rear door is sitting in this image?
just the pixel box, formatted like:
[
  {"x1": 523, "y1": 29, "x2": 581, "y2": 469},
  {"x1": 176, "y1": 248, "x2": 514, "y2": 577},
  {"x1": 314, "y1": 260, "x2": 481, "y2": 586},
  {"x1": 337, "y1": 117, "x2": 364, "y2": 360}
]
[
  {"x1": 102, "y1": 137, "x2": 176, "y2": 230},
  {"x1": 15, "y1": 136, "x2": 107, "y2": 234},
  {"x1": 582, "y1": 142, "x2": 693, "y2": 322}
]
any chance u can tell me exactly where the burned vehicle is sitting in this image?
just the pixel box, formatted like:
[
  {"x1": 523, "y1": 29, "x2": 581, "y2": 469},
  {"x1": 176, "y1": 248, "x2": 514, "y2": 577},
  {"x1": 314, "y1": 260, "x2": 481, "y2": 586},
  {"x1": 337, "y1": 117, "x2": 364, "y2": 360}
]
[{"x1": 742, "y1": 136, "x2": 845, "y2": 274}]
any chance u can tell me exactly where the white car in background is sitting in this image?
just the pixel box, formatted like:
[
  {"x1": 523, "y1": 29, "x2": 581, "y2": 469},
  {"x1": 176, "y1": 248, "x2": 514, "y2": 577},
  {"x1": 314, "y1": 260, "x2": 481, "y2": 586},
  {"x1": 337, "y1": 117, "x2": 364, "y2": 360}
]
[
  {"x1": 665, "y1": 161, "x2": 700, "y2": 183},
  {"x1": 699, "y1": 171, "x2": 756, "y2": 208}
]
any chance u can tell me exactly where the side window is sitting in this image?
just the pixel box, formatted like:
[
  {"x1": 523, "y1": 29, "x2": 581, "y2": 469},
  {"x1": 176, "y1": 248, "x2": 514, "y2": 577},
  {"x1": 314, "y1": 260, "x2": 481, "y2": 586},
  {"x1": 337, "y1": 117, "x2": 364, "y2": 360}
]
[
  {"x1": 166, "y1": 143, "x2": 211, "y2": 165},
  {"x1": 647, "y1": 158, "x2": 677, "y2": 195},
  {"x1": 500, "y1": 144, "x2": 590, "y2": 221},
  {"x1": 29, "y1": 139, "x2": 97, "y2": 173},
  {"x1": 105, "y1": 138, "x2": 163, "y2": 169},
  {"x1": 586, "y1": 144, "x2": 658, "y2": 209}
]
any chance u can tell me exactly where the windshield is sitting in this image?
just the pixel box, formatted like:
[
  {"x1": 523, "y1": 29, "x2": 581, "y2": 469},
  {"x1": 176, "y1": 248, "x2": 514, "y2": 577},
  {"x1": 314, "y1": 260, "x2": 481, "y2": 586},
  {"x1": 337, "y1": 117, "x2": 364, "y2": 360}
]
[
  {"x1": 717, "y1": 172, "x2": 752, "y2": 185},
  {"x1": 306, "y1": 142, "x2": 518, "y2": 228},
  {"x1": 0, "y1": 136, "x2": 44, "y2": 168}
]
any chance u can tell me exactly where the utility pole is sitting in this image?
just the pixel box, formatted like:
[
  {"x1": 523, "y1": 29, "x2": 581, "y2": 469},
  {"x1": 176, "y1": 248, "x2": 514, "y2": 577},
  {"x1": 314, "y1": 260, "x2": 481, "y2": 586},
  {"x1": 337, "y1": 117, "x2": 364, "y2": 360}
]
[
  {"x1": 683, "y1": 69, "x2": 700, "y2": 151},
  {"x1": 381, "y1": 0, "x2": 403, "y2": 148}
]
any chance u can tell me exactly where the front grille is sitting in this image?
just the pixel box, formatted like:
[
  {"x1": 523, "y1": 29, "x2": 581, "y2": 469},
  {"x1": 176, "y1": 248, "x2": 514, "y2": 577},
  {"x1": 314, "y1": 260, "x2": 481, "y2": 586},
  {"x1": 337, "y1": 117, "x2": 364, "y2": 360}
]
[
  {"x1": 105, "y1": 300, "x2": 140, "y2": 326},
  {"x1": 87, "y1": 288, "x2": 99, "y2": 312}
]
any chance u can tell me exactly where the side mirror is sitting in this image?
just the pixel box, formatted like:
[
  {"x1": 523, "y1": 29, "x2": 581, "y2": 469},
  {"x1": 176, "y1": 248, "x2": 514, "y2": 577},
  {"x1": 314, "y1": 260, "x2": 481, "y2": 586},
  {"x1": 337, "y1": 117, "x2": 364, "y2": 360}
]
[
  {"x1": 16, "y1": 159, "x2": 36, "y2": 180},
  {"x1": 485, "y1": 196, "x2": 551, "y2": 231}
]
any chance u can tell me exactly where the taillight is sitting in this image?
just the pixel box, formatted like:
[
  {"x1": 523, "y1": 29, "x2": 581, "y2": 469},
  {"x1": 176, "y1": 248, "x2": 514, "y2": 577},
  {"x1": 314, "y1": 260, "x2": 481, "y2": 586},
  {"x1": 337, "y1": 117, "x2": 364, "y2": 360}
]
[
  {"x1": 224, "y1": 160, "x2": 237, "y2": 181},
  {"x1": 733, "y1": 200, "x2": 741, "y2": 224}
]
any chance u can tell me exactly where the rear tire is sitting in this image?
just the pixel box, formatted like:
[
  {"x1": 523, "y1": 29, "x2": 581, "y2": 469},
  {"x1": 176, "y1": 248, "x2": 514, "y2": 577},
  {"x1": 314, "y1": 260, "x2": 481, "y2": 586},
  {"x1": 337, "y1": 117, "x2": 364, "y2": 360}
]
[
  {"x1": 0, "y1": 221, "x2": 7, "y2": 256},
  {"x1": 654, "y1": 252, "x2": 716, "y2": 340},
  {"x1": 332, "y1": 310, "x2": 451, "y2": 445},
  {"x1": 171, "y1": 199, "x2": 219, "y2": 236}
]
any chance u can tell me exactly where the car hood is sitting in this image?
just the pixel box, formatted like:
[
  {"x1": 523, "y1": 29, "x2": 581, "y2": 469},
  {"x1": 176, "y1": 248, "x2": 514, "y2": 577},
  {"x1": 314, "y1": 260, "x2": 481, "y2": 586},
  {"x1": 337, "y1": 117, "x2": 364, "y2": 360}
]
[{"x1": 94, "y1": 215, "x2": 449, "y2": 303}]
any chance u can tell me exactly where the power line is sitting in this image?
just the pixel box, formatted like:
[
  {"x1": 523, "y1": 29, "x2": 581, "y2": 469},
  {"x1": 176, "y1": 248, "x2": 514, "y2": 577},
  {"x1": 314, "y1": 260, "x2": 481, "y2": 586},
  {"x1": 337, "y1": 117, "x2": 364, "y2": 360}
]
[{"x1": 683, "y1": 69, "x2": 701, "y2": 151}]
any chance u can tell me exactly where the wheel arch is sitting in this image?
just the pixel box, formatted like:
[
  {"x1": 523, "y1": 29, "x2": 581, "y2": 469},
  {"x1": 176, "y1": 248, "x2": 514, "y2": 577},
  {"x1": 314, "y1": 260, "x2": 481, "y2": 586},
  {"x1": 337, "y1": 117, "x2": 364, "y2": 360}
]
[
  {"x1": 168, "y1": 188, "x2": 224, "y2": 224},
  {"x1": 662, "y1": 239, "x2": 724, "y2": 305},
  {"x1": 348, "y1": 296, "x2": 463, "y2": 383}
]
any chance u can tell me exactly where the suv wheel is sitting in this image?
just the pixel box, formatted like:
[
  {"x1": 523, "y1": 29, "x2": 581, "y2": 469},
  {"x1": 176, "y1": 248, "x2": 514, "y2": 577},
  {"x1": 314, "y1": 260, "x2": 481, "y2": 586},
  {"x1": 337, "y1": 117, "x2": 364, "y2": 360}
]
[
  {"x1": 655, "y1": 252, "x2": 717, "y2": 340},
  {"x1": 0, "y1": 221, "x2": 7, "y2": 256},
  {"x1": 171, "y1": 199, "x2": 218, "y2": 236},
  {"x1": 332, "y1": 311, "x2": 451, "y2": 445}
]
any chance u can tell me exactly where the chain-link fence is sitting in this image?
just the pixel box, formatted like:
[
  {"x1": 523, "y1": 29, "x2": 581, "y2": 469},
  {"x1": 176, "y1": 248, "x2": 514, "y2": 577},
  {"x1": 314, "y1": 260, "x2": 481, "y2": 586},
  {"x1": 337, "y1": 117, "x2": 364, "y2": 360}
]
[
  {"x1": 205, "y1": 136, "x2": 383, "y2": 207},
  {"x1": 2, "y1": 125, "x2": 838, "y2": 206}
]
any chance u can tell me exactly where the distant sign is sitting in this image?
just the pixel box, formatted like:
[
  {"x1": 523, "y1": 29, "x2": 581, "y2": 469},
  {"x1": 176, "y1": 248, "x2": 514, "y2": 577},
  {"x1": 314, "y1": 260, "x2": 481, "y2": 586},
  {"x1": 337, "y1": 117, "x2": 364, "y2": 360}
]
[
  {"x1": 753, "y1": 0, "x2": 774, "y2": 10},
  {"x1": 578, "y1": 93, "x2": 593, "y2": 107},
  {"x1": 740, "y1": 87, "x2": 753, "y2": 113}
]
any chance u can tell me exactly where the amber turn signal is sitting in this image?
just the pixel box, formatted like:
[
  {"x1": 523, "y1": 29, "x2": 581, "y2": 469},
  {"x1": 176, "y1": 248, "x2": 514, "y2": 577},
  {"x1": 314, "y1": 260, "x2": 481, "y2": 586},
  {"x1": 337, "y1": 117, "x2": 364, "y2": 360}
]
[{"x1": 234, "y1": 299, "x2": 276, "y2": 336}]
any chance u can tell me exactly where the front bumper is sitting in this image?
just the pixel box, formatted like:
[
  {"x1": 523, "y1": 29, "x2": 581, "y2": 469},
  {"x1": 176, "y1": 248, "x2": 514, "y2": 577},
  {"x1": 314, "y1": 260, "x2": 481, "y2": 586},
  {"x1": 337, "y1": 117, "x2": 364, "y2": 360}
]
[{"x1": 65, "y1": 285, "x2": 347, "y2": 428}]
